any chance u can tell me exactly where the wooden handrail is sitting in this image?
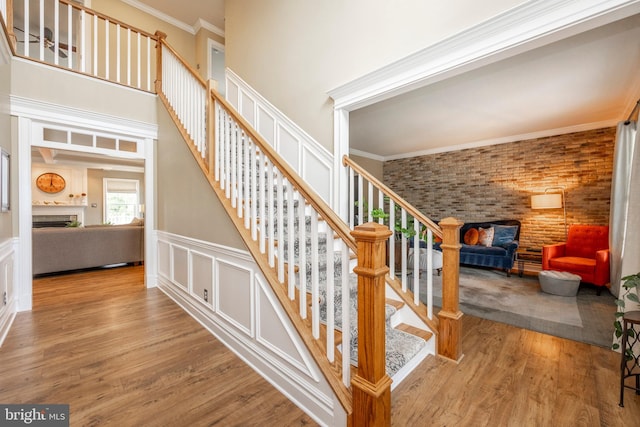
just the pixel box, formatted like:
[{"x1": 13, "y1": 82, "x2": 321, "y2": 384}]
[
  {"x1": 208, "y1": 86, "x2": 358, "y2": 254},
  {"x1": 4, "y1": 0, "x2": 16, "y2": 52},
  {"x1": 343, "y1": 155, "x2": 443, "y2": 239},
  {"x1": 158, "y1": 37, "x2": 206, "y2": 88}
]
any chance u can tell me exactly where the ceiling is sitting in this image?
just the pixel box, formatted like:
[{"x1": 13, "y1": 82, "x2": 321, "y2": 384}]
[
  {"x1": 28, "y1": 2, "x2": 640, "y2": 168},
  {"x1": 350, "y1": 13, "x2": 640, "y2": 160},
  {"x1": 141, "y1": 1, "x2": 639, "y2": 160}
]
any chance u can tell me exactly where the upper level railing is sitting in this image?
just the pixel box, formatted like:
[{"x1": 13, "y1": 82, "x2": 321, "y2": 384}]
[{"x1": 5, "y1": 0, "x2": 156, "y2": 92}]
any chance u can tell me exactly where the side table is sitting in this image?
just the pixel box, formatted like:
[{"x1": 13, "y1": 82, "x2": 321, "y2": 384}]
[
  {"x1": 516, "y1": 248, "x2": 542, "y2": 277},
  {"x1": 620, "y1": 310, "x2": 640, "y2": 407}
]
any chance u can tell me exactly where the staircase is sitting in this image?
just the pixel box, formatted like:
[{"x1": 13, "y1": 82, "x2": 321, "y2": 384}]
[{"x1": 1, "y1": 3, "x2": 463, "y2": 424}]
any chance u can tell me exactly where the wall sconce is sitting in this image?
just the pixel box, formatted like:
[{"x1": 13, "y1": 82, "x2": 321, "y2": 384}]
[{"x1": 531, "y1": 187, "x2": 567, "y2": 240}]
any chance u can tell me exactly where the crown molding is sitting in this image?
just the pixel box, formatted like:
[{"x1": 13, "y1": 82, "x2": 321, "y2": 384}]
[
  {"x1": 122, "y1": 0, "x2": 224, "y2": 38},
  {"x1": 380, "y1": 119, "x2": 619, "y2": 161},
  {"x1": 10, "y1": 95, "x2": 158, "y2": 139},
  {"x1": 328, "y1": 0, "x2": 640, "y2": 111},
  {"x1": 194, "y1": 19, "x2": 225, "y2": 39}
]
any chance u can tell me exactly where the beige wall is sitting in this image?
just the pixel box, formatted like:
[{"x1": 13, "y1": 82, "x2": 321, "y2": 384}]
[
  {"x1": 155, "y1": 99, "x2": 245, "y2": 249},
  {"x1": 225, "y1": 0, "x2": 525, "y2": 154},
  {"x1": 11, "y1": 60, "x2": 157, "y2": 123},
  {"x1": 350, "y1": 155, "x2": 383, "y2": 181},
  {"x1": 86, "y1": 169, "x2": 145, "y2": 225},
  {"x1": 0, "y1": 47, "x2": 11, "y2": 239}
]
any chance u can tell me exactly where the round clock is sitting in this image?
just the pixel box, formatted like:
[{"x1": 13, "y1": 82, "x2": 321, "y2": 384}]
[{"x1": 36, "y1": 172, "x2": 66, "y2": 194}]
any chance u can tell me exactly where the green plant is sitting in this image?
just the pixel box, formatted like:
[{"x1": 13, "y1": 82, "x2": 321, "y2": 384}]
[
  {"x1": 355, "y1": 199, "x2": 417, "y2": 239},
  {"x1": 65, "y1": 220, "x2": 82, "y2": 227},
  {"x1": 613, "y1": 273, "x2": 640, "y2": 359}
]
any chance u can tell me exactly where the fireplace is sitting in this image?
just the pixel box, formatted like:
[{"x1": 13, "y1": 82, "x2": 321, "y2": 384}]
[{"x1": 32, "y1": 215, "x2": 78, "y2": 228}]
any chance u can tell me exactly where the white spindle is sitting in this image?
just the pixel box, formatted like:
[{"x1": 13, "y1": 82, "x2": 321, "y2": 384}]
[
  {"x1": 298, "y1": 198, "x2": 307, "y2": 318},
  {"x1": 311, "y1": 212, "x2": 319, "y2": 339},
  {"x1": 341, "y1": 241, "x2": 350, "y2": 386},
  {"x1": 127, "y1": 28, "x2": 131, "y2": 85},
  {"x1": 243, "y1": 136, "x2": 251, "y2": 226},
  {"x1": 230, "y1": 123, "x2": 237, "y2": 208},
  {"x1": 93, "y1": 14, "x2": 97, "y2": 75},
  {"x1": 348, "y1": 168, "x2": 355, "y2": 229},
  {"x1": 137, "y1": 32, "x2": 141, "y2": 88},
  {"x1": 401, "y1": 210, "x2": 407, "y2": 292},
  {"x1": 214, "y1": 102, "x2": 221, "y2": 182},
  {"x1": 426, "y1": 229, "x2": 434, "y2": 318},
  {"x1": 23, "y1": 0, "x2": 29, "y2": 57},
  {"x1": 259, "y1": 151, "x2": 266, "y2": 254},
  {"x1": 80, "y1": 10, "x2": 85, "y2": 72},
  {"x1": 377, "y1": 189, "x2": 384, "y2": 224},
  {"x1": 236, "y1": 130, "x2": 243, "y2": 218},
  {"x1": 39, "y1": 0, "x2": 44, "y2": 61},
  {"x1": 367, "y1": 182, "x2": 373, "y2": 222},
  {"x1": 413, "y1": 219, "x2": 420, "y2": 303},
  {"x1": 389, "y1": 199, "x2": 396, "y2": 277},
  {"x1": 267, "y1": 159, "x2": 275, "y2": 268},
  {"x1": 276, "y1": 173, "x2": 285, "y2": 283},
  {"x1": 287, "y1": 182, "x2": 295, "y2": 300},
  {"x1": 326, "y1": 227, "x2": 335, "y2": 362},
  {"x1": 357, "y1": 174, "x2": 363, "y2": 225},
  {"x1": 251, "y1": 146, "x2": 258, "y2": 241},
  {"x1": 146, "y1": 36, "x2": 151, "y2": 91},
  {"x1": 67, "y1": 3, "x2": 72, "y2": 69},
  {"x1": 54, "y1": 1, "x2": 60, "y2": 65},
  {"x1": 104, "y1": 19, "x2": 109, "y2": 79},
  {"x1": 116, "y1": 24, "x2": 121, "y2": 82}
]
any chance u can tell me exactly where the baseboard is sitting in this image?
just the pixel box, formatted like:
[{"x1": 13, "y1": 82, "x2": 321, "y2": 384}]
[{"x1": 0, "y1": 301, "x2": 16, "y2": 347}]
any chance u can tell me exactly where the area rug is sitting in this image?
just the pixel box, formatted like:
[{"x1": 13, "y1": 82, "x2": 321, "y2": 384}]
[{"x1": 420, "y1": 266, "x2": 617, "y2": 348}]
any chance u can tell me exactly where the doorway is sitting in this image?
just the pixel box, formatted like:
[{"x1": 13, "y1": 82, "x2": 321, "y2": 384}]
[{"x1": 207, "y1": 38, "x2": 225, "y2": 96}]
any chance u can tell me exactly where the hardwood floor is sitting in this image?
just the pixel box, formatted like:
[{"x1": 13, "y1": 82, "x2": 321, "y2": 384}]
[
  {"x1": 391, "y1": 315, "x2": 640, "y2": 427},
  {"x1": 0, "y1": 266, "x2": 314, "y2": 426},
  {"x1": 2, "y1": 265, "x2": 639, "y2": 426}
]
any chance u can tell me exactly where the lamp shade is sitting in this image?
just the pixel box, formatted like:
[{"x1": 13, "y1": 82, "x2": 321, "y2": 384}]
[{"x1": 531, "y1": 193, "x2": 562, "y2": 209}]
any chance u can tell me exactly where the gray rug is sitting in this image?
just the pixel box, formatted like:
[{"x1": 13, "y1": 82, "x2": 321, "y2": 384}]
[{"x1": 420, "y1": 266, "x2": 617, "y2": 348}]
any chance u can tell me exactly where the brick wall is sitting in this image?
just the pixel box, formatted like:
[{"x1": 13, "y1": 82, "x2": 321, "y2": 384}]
[{"x1": 383, "y1": 127, "x2": 615, "y2": 249}]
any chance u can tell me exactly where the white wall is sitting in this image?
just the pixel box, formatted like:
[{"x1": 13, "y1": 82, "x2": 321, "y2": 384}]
[{"x1": 225, "y1": 0, "x2": 525, "y2": 154}]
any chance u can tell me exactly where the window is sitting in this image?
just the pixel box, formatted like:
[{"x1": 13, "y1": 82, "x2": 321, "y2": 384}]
[{"x1": 104, "y1": 178, "x2": 140, "y2": 224}]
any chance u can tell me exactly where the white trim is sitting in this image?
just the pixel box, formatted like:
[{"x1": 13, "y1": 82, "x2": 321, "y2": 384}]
[
  {"x1": 121, "y1": 0, "x2": 225, "y2": 37},
  {"x1": 328, "y1": 0, "x2": 640, "y2": 111},
  {"x1": 348, "y1": 149, "x2": 386, "y2": 162},
  {"x1": 17, "y1": 116, "x2": 32, "y2": 311},
  {"x1": 380, "y1": 118, "x2": 620, "y2": 161},
  {"x1": 155, "y1": 230, "x2": 345, "y2": 426},
  {"x1": 10, "y1": 94, "x2": 158, "y2": 140},
  {"x1": 0, "y1": 237, "x2": 17, "y2": 347},
  {"x1": 194, "y1": 18, "x2": 225, "y2": 38}
]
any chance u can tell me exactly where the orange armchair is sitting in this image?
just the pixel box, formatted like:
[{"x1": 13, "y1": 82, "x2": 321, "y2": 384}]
[{"x1": 542, "y1": 224, "x2": 610, "y2": 293}]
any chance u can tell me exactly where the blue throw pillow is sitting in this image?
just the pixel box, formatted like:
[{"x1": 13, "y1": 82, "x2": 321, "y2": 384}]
[{"x1": 491, "y1": 224, "x2": 518, "y2": 245}]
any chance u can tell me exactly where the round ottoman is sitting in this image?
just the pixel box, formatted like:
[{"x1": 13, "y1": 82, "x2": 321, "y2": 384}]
[{"x1": 538, "y1": 270, "x2": 581, "y2": 296}]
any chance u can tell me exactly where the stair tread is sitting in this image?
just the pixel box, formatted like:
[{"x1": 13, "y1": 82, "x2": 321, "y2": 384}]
[
  {"x1": 385, "y1": 298, "x2": 405, "y2": 311},
  {"x1": 395, "y1": 323, "x2": 433, "y2": 341}
]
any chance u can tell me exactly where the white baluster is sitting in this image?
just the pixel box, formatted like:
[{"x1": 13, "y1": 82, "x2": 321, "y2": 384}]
[
  {"x1": 311, "y1": 211, "x2": 319, "y2": 339},
  {"x1": 54, "y1": 0, "x2": 59, "y2": 65},
  {"x1": 116, "y1": 24, "x2": 120, "y2": 82},
  {"x1": 426, "y1": 229, "x2": 433, "y2": 319},
  {"x1": 250, "y1": 145, "x2": 258, "y2": 241},
  {"x1": 401, "y1": 209, "x2": 407, "y2": 292},
  {"x1": 259, "y1": 151, "x2": 266, "y2": 254},
  {"x1": 276, "y1": 173, "x2": 285, "y2": 283},
  {"x1": 146, "y1": 36, "x2": 151, "y2": 91},
  {"x1": 326, "y1": 226, "x2": 335, "y2": 363},
  {"x1": 367, "y1": 181, "x2": 373, "y2": 222},
  {"x1": 389, "y1": 199, "x2": 395, "y2": 277},
  {"x1": 67, "y1": 3, "x2": 72, "y2": 69},
  {"x1": 357, "y1": 174, "x2": 363, "y2": 226},
  {"x1": 137, "y1": 32, "x2": 141, "y2": 88},
  {"x1": 298, "y1": 197, "x2": 306, "y2": 318},
  {"x1": 341, "y1": 240, "x2": 350, "y2": 386},
  {"x1": 230, "y1": 123, "x2": 237, "y2": 207},
  {"x1": 104, "y1": 19, "x2": 109, "y2": 79},
  {"x1": 267, "y1": 158, "x2": 275, "y2": 268},
  {"x1": 243, "y1": 136, "x2": 251, "y2": 227},
  {"x1": 236, "y1": 130, "x2": 243, "y2": 218},
  {"x1": 23, "y1": 0, "x2": 29, "y2": 57},
  {"x1": 348, "y1": 168, "x2": 354, "y2": 229},
  {"x1": 286, "y1": 181, "x2": 295, "y2": 300},
  {"x1": 413, "y1": 218, "x2": 420, "y2": 304},
  {"x1": 39, "y1": 0, "x2": 44, "y2": 61},
  {"x1": 126, "y1": 28, "x2": 131, "y2": 85},
  {"x1": 92, "y1": 14, "x2": 97, "y2": 75}
]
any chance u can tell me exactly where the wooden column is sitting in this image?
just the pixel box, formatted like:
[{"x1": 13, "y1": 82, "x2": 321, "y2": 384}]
[
  {"x1": 438, "y1": 217, "x2": 463, "y2": 362},
  {"x1": 351, "y1": 222, "x2": 393, "y2": 427},
  {"x1": 154, "y1": 31, "x2": 167, "y2": 94},
  {"x1": 6, "y1": 0, "x2": 17, "y2": 51}
]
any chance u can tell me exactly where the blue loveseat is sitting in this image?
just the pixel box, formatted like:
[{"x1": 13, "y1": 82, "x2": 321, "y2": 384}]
[{"x1": 437, "y1": 219, "x2": 521, "y2": 276}]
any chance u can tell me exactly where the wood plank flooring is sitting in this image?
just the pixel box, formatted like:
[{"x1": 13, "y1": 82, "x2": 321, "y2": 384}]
[
  {"x1": 0, "y1": 266, "x2": 314, "y2": 426},
  {"x1": 391, "y1": 315, "x2": 640, "y2": 426},
  {"x1": 2, "y1": 265, "x2": 639, "y2": 426}
]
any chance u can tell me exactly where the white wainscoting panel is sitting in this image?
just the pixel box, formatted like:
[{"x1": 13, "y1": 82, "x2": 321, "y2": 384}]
[
  {"x1": 155, "y1": 231, "x2": 345, "y2": 427},
  {"x1": 216, "y1": 259, "x2": 254, "y2": 337},
  {"x1": 225, "y1": 69, "x2": 334, "y2": 206},
  {"x1": 0, "y1": 238, "x2": 17, "y2": 347}
]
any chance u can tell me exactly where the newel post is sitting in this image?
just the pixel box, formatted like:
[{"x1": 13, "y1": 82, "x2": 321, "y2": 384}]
[
  {"x1": 351, "y1": 222, "x2": 393, "y2": 427},
  {"x1": 154, "y1": 31, "x2": 167, "y2": 94},
  {"x1": 438, "y1": 217, "x2": 464, "y2": 362}
]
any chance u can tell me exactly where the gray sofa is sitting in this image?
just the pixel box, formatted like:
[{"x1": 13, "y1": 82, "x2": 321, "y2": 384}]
[{"x1": 32, "y1": 225, "x2": 144, "y2": 275}]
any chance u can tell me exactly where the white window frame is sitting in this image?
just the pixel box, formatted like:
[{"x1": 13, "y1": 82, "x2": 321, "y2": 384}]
[{"x1": 103, "y1": 178, "x2": 140, "y2": 224}]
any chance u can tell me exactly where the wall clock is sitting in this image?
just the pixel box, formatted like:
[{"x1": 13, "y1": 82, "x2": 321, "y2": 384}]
[{"x1": 36, "y1": 172, "x2": 66, "y2": 194}]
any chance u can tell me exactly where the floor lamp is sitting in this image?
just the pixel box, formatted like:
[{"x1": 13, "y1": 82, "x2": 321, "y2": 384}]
[{"x1": 531, "y1": 187, "x2": 567, "y2": 240}]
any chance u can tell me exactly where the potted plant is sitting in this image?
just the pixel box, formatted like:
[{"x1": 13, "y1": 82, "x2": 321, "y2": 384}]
[{"x1": 613, "y1": 272, "x2": 640, "y2": 360}]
